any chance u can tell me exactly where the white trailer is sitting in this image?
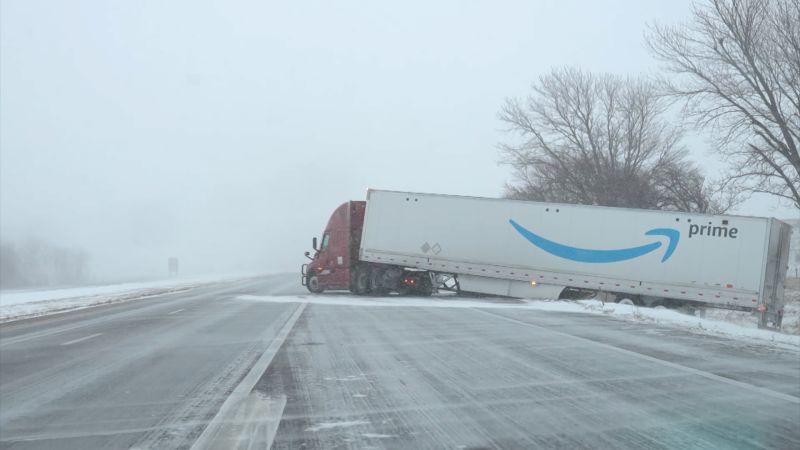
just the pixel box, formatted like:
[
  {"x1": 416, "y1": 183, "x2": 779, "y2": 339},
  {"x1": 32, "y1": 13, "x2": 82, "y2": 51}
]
[{"x1": 359, "y1": 190, "x2": 791, "y2": 327}]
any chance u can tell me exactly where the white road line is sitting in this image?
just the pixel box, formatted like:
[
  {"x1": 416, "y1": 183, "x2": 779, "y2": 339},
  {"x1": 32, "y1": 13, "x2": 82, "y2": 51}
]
[
  {"x1": 474, "y1": 308, "x2": 800, "y2": 405},
  {"x1": 0, "y1": 324, "x2": 83, "y2": 348},
  {"x1": 191, "y1": 302, "x2": 306, "y2": 450},
  {"x1": 167, "y1": 309, "x2": 185, "y2": 315},
  {"x1": 0, "y1": 295, "x2": 192, "y2": 348},
  {"x1": 61, "y1": 333, "x2": 102, "y2": 346}
]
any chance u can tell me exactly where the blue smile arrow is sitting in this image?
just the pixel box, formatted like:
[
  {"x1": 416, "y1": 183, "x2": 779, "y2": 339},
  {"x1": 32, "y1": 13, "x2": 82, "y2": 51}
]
[{"x1": 509, "y1": 219, "x2": 679, "y2": 263}]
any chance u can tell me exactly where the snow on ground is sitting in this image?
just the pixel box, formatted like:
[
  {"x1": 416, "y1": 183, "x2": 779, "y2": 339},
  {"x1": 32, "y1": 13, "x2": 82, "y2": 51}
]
[
  {"x1": 239, "y1": 293, "x2": 800, "y2": 350},
  {"x1": 0, "y1": 273, "x2": 258, "y2": 322},
  {"x1": 305, "y1": 421, "x2": 371, "y2": 433},
  {"x1": 780, "y1": 288, "x2": 800, "y2": 335},
  {"x1": 782, "y1": 301, "x2": 800, "y2": 335}
]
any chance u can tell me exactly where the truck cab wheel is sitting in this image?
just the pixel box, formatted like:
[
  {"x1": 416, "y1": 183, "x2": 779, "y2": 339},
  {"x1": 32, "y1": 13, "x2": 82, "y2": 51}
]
[
  {"x1": 353, "y1": 267, "x2": 371, "y2": 295},
  {"x1": 307, "y1": 275, "x2": 323, "y2": 293}
]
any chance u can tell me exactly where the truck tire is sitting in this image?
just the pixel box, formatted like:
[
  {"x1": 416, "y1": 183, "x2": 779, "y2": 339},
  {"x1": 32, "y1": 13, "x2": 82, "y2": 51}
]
[
  {"x1": 353, "y1": 267, "x2": 371, "y2": 295},
  {"x1": 395, "y1": 284, "x2": 411, "y2": 296},
  {"x1": 417, "y1": 274, "x2": 434, "y2": 297},
  {"x1": 369, "y1": 268, "x2": 389, "y2": 296},
  {"x1": 307, "y1": 275, "x2": 323, "y2": 293}
]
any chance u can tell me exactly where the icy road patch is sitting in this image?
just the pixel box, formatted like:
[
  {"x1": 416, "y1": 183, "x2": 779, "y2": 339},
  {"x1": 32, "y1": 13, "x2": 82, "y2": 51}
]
[{"x1": 238, "y1": 294, "x2": 800, "y2": 350}]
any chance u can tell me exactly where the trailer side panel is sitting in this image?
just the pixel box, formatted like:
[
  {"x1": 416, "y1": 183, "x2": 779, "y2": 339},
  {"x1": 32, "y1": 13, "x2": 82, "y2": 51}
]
[{"x1": 361, "y1": 190, "x2": 780, "y2": 308}]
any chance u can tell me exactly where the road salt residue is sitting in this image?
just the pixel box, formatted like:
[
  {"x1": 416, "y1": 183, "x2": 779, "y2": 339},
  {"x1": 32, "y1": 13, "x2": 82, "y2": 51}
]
[{"x1": 305, "y1": 420, "x2": 370, "y2": 432}]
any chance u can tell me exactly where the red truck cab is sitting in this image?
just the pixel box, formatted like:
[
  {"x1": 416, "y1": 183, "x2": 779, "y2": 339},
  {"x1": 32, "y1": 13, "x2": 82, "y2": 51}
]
[
  {"x1": 302, "y1": 200, "x2": 434, "y2": 295},
  {"x1": 302, "y1": 201, "x2": 366, "y2": 293}
]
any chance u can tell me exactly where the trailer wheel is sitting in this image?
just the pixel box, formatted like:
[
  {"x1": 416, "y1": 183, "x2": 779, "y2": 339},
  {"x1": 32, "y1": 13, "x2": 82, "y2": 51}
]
[
  {"x1": 353, "y1": 267, "x2": 371, "y2": 295},
  {"x1": 417, "y1": 275, "x2": 434, "y2": 297},
  {"x1": 618, "y1": 298, "x2": 635, "y2": 306},
  {"x1": 307, "y1": 275, "x2": 323, "y2": 293}
]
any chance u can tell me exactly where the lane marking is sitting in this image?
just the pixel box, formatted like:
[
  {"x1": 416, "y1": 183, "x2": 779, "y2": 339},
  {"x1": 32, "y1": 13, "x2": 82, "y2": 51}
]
[
  {"x1": 61, "y1": 333, "x2": 102, "y2": 346},
  {"x1": 0, "y1": 298, "x2": 194, "y2": 348},
  {"x1": 0, "y1": 324, "x2": 83, "y2": 348},
  {"x1": 0, "y1": 275, "x2": 299, "y2": 348},
  {"x1": 473, "y1": 308, "x2": 800, "y2": 405},
  {"x1": 191, "y1": 302, "x2": 306, "y2": 450},
  {"x1": 167, "y1": 309, "x2": 185, "y2": 315}
]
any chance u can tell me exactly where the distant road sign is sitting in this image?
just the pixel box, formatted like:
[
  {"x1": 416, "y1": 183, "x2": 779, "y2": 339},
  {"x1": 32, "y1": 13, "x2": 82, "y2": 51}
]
[{"x1": 168, "y1": 257, "x2": 179, "y2": 276}]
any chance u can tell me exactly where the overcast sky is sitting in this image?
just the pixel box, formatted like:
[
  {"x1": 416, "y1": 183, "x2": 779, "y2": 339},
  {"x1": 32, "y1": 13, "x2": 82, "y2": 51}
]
[{"x1": 1, "y1": 0, "x2": 796, "y2": 281}]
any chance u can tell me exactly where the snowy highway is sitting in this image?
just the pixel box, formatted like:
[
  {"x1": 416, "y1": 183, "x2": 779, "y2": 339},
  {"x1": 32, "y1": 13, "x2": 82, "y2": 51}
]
[{"x1": 0, "y1": 274, "x2": 798, "y2": 449}]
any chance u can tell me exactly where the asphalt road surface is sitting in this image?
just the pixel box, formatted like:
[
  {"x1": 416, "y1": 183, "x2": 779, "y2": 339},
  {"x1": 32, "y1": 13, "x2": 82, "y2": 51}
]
[{"x1": 1, "y1": 274, "x2": 798, "y2": 449}]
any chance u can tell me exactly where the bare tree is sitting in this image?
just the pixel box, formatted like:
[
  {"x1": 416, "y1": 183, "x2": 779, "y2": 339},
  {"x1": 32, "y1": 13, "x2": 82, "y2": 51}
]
[
  {"x1": 647, "y1": 0, "x2": 800, "y2": 208},
  {"x1": 0, "y1": 243, "x2": 23, "y2": 288},
  {"x1": 0, "y1": 238, "x2": 90, "y2": 289},
  {"x1": 499, "y1": 67, "x2": 721, "y2": 213}
]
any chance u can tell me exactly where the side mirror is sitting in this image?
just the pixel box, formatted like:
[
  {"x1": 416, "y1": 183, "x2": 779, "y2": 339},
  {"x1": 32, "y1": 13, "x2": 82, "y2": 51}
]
[
  {"x1": 304, "y1": 251, "x2": 313, "y2": 260},
  {"x1": 312, "y1": 237, "x2": 318, "y2": 251}
]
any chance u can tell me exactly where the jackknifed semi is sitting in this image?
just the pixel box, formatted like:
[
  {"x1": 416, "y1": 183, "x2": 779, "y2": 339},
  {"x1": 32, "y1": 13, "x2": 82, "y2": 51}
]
[{"x1": 302, "y1": 190, "x2": 791, "y2": 327}]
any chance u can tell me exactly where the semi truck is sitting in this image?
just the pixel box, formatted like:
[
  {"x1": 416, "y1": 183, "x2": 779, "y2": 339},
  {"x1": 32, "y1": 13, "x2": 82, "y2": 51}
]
[{"x1": 301, "y1": 190, "x2": 792, "y2": 327}]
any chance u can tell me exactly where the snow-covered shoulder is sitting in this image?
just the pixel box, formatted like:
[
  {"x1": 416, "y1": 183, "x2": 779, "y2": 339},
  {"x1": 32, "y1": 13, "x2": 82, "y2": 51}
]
[
  {"x1": 543, "y1": 299, "x2": 800, "y2": 349},
  {"x1": 0, "y1": 273, "x2": 257, "y2": 322}
]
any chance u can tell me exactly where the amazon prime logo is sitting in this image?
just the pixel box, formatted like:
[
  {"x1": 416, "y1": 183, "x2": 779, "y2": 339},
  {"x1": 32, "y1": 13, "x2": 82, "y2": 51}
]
[
  {"x1": 688, "y1": 222, "x2": 738, "y2": 239},
  {"x1": 509, "y1": 219, "x2": 680, "y2": 263}
]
